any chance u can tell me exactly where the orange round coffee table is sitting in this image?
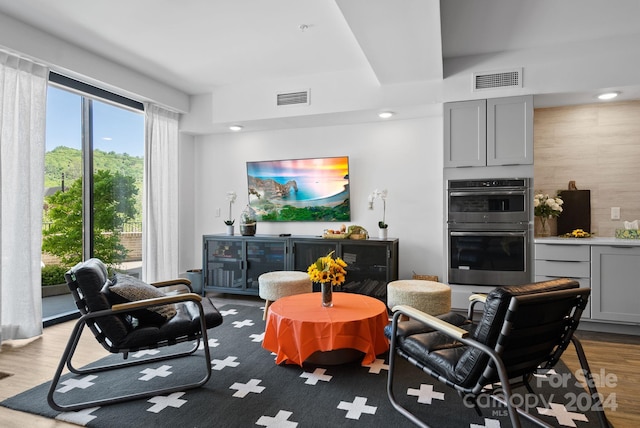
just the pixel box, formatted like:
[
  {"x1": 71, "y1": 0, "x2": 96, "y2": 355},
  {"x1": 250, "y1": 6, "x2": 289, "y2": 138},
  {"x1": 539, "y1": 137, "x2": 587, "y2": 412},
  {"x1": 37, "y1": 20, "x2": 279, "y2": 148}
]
[{"x1": 262, "y1": 292, "x2": 389, "y2": 366}]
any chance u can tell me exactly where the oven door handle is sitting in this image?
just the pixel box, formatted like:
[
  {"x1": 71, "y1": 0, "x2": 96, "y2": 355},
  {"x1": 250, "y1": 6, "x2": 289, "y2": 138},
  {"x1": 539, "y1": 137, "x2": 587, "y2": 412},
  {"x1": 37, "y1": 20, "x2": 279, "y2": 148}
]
[
  {"x1": 449, "y1": 190, "x2": 526, "y2": 197},
  {"x1": 450, "y1": 231, "x2": 527, "y2": 237}
]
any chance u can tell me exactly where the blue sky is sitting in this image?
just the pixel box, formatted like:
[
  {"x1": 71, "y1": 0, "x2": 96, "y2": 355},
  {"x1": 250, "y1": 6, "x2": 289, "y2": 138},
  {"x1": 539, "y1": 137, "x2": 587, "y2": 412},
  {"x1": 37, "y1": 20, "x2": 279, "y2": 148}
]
[{"x1": 46, "y1": 86, "x2": 144, "y2": 157}]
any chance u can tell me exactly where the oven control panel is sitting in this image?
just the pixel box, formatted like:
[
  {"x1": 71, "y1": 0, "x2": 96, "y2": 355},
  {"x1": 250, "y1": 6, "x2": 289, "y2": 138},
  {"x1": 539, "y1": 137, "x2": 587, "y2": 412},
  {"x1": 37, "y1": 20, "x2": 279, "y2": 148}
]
[{"x1": 448, "y1": 178, "x2": 529, "y2": 189}]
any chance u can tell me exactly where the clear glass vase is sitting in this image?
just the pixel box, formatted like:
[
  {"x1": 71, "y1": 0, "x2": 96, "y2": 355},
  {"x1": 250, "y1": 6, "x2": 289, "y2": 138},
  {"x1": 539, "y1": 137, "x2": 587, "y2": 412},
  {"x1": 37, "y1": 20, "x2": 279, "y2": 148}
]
[
  {"x1": 240, "y1": 205, "x2": 257, "y2": 236},
  {"x1": 535, "y1": 216, "x2": 550, "y2": 237},
  {"x1": 321, "y1": 283, "x2": 333, "y2": 307}
]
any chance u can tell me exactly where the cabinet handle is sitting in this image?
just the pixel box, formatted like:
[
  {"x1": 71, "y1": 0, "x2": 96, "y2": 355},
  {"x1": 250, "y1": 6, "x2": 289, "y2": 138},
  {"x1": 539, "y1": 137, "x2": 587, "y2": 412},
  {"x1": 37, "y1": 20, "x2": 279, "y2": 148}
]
[
  {"x1": 449, "y1": 190, "x2": 526, "y2": 197},
  {"x1": 451, "y1": 231, "x2": 526, "y2": 237}
]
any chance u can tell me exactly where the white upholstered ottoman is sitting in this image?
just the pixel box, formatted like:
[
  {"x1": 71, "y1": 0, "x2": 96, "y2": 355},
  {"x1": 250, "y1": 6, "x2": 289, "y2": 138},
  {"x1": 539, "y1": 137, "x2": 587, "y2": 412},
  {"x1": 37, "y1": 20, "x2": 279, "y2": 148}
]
[
  {"x1": 258, "y1": 271, "x2": 312, "y2": 320},
  {"x1": 387, "y1": 280, "x2": 451, "y2": 316}
]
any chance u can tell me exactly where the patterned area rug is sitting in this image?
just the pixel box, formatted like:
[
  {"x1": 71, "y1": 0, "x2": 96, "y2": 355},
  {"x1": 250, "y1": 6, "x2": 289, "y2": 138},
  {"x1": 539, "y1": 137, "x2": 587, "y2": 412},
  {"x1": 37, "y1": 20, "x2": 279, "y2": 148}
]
[{"x1": 1, "y1": 304, "x2": 607, "y2": 427}]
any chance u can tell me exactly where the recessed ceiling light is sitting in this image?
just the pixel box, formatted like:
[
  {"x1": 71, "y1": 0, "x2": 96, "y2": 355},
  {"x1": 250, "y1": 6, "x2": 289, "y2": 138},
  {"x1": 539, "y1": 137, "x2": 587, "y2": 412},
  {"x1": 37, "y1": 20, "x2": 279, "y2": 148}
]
[
  {"x1": 229, "y1": 125, "x2": 243, "y2": 131},
  {"x1": 378, "y1": 111, "x2": 394, "y2": 119},
  {"x1": 597, "y1": 92, "x2": 619, "y2": 100}
]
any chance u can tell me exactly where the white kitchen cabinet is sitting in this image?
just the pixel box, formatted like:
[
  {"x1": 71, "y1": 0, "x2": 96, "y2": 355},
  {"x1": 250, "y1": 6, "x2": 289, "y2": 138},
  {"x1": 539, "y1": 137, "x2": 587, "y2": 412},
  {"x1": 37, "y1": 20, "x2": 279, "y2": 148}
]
[
  {"x1": 444, "y1": 95, "x2": 533, "y2": 167},
  {"x1": 591, "y1": 245, "x2": 640, "y2": 324},
  {"x1": 535, "y1": 243, "x2": 591, "y2": 318}
]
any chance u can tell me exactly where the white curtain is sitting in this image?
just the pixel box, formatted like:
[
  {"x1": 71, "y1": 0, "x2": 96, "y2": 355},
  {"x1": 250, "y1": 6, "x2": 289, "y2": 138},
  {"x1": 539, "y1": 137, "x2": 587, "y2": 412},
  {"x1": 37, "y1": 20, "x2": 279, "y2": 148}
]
[
  {"x1": 143, "y1": 104, "x2": 180, "y2": 282},
  {"x1": 0, "y1": 52, "x2": 49, "y2": 344}
]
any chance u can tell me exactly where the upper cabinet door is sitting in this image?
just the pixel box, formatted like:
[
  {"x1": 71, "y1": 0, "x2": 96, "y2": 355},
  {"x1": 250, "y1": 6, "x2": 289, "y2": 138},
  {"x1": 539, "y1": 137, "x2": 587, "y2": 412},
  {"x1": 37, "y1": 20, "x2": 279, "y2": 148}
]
[
  {"x1": 444, "y1": 99, "x2": 486, "y2": 167},
  {"x1": 487, "y1": 95, "x2": 533, "y2": 166}
]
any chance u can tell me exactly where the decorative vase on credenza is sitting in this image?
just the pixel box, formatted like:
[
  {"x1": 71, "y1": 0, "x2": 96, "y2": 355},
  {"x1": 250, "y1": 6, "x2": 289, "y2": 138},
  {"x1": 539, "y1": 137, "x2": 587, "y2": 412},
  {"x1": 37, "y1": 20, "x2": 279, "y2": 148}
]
[
  {"x1": 240, "y1": 204, "x2": 257, "y2": 236},
  {"x1": 378, "y1": 227, "x2": 388, "y2": 240}
]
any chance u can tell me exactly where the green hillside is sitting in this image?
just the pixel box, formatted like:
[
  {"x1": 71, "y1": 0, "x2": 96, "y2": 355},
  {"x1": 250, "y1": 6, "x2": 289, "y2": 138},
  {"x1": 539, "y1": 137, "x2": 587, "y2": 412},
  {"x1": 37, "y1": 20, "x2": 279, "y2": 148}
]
[
  {"x1": 44, "y1": 146, "x2": 143, "y2": 223},
  {"x1": 45, "y1": 146, "x2": 143, "y2": 189}
]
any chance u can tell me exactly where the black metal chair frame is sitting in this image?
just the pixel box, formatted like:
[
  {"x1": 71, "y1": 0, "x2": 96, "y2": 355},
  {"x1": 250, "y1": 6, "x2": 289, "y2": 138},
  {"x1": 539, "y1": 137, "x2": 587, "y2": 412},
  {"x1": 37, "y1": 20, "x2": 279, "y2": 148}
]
[
  {"x1": 386, "y1": 285, "x2": 610, "y2": 428},
  {"x1": 47, "y1": 274, "x2": 214, "y2": 412}
]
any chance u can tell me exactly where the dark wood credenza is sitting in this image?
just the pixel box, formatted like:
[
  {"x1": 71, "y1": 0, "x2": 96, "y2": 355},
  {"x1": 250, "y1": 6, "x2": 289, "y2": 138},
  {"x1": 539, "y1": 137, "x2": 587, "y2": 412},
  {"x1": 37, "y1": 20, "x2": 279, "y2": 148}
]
[{"x1": 202, "y1": 234, "x2": 399, "y2": 301}]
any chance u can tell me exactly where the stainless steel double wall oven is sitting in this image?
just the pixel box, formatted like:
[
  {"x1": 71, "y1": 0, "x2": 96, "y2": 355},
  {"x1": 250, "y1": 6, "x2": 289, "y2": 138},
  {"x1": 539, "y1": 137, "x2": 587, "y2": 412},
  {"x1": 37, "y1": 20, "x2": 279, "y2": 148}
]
[{"x1": 447, "y1": 178, "x2": 531, "y2": 286}]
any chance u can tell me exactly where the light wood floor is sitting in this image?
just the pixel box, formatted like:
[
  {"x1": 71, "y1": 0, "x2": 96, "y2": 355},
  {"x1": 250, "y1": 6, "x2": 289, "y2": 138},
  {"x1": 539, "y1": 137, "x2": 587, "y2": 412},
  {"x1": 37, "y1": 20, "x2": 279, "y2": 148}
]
[{"x1": 1, "y1": 294, "x2": 639, "y2": 427}]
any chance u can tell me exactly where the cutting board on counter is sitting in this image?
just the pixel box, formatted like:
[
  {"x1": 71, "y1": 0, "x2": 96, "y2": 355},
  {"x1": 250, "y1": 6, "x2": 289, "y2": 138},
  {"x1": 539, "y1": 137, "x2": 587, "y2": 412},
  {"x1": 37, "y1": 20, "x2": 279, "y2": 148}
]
[{"x1": 557, "y1": 190, "x2": 591, "y2": 235}]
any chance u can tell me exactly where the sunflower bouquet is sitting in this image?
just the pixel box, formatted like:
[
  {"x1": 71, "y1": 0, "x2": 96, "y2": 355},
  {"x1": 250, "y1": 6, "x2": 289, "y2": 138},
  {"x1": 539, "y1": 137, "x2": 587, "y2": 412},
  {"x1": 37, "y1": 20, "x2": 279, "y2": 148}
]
[{"x1": 307, "y1": 251, "x2": 348, "y2": 286}]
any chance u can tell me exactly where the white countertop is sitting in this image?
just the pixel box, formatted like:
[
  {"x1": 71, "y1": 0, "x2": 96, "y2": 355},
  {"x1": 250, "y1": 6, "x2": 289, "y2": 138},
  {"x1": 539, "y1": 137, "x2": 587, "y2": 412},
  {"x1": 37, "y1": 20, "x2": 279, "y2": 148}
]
[{"x1": 535, "y1": 236, "x2": 640, "y2": 246}]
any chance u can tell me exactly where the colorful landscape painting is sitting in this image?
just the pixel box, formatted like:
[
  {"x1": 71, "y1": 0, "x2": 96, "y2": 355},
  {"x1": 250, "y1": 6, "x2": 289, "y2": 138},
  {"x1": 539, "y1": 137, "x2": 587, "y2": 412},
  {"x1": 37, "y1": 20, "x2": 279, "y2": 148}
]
[{"x1": 246, "y1": 156, "x2": 350, "y2": 222}]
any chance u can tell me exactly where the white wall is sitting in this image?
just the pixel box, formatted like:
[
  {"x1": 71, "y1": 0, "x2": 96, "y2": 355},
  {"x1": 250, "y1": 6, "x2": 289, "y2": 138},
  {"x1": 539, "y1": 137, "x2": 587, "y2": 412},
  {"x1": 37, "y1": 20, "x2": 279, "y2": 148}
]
[
  {"x1": 0, "y1": 12, "x2": 189, "y2": 112},
  {"x1": 184, "y1": 116, "x2": 444, "y2": 280}
]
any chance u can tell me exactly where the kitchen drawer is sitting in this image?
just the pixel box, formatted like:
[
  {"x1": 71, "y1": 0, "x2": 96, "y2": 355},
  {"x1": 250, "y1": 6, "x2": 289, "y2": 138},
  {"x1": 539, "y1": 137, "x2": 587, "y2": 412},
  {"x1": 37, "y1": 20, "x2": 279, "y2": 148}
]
[
  {"x1": 535, "y1": 259, "x2": 590, "y2": 278},
  {"x1": 535, "y1": 243, "x2": 590, "y2": 262}
]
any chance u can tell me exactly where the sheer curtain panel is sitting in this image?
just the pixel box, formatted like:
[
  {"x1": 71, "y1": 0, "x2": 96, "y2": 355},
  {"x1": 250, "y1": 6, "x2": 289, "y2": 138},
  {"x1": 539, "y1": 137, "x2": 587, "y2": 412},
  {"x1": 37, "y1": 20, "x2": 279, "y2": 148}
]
[
  {"x1": 143, "y1": 104, "x2": 180, "y2": 283},
  {"x1": 0, "y1": 52, "x2": 49, "y2": 344}
]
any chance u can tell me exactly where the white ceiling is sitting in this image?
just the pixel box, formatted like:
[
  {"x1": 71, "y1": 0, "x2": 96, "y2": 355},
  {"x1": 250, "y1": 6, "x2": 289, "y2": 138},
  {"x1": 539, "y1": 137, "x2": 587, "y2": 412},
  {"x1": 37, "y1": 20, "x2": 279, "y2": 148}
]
[
  {"x1": 1, "y1": 0, "x2": 640, "y2": 112},
  {"x1": 0, "y1": 0, "x2": 440, "y2": 94}
]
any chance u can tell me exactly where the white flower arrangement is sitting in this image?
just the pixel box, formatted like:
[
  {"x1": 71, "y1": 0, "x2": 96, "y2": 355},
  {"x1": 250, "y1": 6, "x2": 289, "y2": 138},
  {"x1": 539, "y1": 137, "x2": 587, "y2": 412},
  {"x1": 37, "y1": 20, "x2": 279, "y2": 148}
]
[
  {"x1": 534, "y1": 193, "x2": 563, "y2": 232},
  {"x1": 533, "y1": 193, "x2": 563, "y2": 219},
  {"x1": 368, "y1": 189, "x2": 388, "y2": 229},
  {"x1": 225, "y1": 191, "x2": 237, "y2": 225}
]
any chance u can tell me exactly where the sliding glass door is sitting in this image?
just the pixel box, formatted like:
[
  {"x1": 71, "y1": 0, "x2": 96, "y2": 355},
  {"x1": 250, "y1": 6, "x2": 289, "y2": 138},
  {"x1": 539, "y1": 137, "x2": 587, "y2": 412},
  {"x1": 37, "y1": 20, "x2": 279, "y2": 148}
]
[{"x1": 42, "y1": 81, "x2": 144, "y2": 325}]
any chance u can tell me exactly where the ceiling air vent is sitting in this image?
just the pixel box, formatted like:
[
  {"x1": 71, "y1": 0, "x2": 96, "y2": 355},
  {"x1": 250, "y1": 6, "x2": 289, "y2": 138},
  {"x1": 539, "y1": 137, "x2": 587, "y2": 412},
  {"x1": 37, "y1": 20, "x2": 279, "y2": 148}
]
[
  {"x1": 277, "y1": 90, "x2": 310, "y2": 106},
  {"x1": 473, "y1": 68, "x2": 523, "y2": 91}
]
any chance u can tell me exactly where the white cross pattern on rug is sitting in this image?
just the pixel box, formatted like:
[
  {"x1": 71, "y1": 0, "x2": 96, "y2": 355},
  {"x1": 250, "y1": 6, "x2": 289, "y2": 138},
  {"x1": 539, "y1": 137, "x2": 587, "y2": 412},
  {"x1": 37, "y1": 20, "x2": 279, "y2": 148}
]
[
  {"x1": 363, "y1": 358, "x2": 388, "y2": 374},
  {"x1": 55, "y1": 406, "x2": 99, "y2": 425},
  {"x1": 232, "y1": 319, "x2": 254, "y2": 328},
  {"x1": 220, "y1": 308, "x2": 238, "y2": 316},
  {"x1": 337, "y1": 396, "x2": 377, "y2": 420},
  {"x1": 471, "y1": 418, "x2": 502, "y2": 428},
  {"x1": 250, "y1": 331, "x2": 265, "y2": 342},
  {"x1": 534, "y1": 368, "x2": 558, "y2": 379},
  {"x1": 146, "y1": 391, "x2": 187, "y2": 414},
  {"x1": 300, "y1": 368, "x2": 332, "y2": 385},
  {"x1": 211, "y1": 356, "x2": 240, "y2": 371},
  {"x1": 407, "y1": 383, "x2": 446, "y2": 404},
  {"x1": 537, "y1": 402, "x2": 589, "y2": 427},
  {"x1": 256, "y1": 410, "x2": 299, "y2": 427},
  {"x1": 131, "y1": 349, "x2": 161, "y2": 358},
  {"x1": 139, "y1": 365, "x2": 173, "y2": 381},
  {"x1": 197, "y1": 338, "x2": 220, "y2": 350},
  {"x1": 56, "y1": 375, "x2": 98, "y2": 393},
  {"x1": 230, "y1": 378, "x2": 265, "y2": 398}
]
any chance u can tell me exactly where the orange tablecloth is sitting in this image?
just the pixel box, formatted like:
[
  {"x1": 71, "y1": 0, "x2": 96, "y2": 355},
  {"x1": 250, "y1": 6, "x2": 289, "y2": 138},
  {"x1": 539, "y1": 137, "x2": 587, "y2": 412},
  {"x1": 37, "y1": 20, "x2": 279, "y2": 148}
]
[{"x1": 262, "y1": 292, "x2": 389, "y2": 366}]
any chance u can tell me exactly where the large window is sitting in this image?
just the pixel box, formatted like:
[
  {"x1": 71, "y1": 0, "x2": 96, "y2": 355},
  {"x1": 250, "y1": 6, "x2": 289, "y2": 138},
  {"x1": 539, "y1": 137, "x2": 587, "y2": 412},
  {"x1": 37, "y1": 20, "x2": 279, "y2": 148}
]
[{"x1": 42, "y1": 75, "x2": 144, "y2": 324}]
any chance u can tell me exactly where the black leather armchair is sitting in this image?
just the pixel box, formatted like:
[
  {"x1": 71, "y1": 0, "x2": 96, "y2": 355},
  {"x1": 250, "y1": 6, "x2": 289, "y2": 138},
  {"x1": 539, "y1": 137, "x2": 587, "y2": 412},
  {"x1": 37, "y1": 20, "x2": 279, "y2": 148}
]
[
  {"x1": 47, "y1": 258, "x2": 223, "y2": 411},
  {"x1": 385, "y1": 278, "x2": 609, "y2": 428}
]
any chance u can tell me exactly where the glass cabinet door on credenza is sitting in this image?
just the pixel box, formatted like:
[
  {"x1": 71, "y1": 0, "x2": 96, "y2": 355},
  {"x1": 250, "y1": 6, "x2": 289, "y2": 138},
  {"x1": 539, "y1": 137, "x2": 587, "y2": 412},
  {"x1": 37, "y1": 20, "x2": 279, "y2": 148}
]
[
  {"x1": 290, "y1": 239, "x2": 338, "y2": 291},
  {"x1": 203, "y1": 237, "x2": 244, "y2": 292},
  {"x1": 290, "y1": 240, "x2": 337, "y2": 270},
  {"x1": 203, "y1": 235, "x2": 288, "y2": 295},
  {"x1": 340, "y1": 241, "x2": 398, "y2": 299},
  {"x1": 245, "y1": 239, "x2": 287, "y2": 294}
]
